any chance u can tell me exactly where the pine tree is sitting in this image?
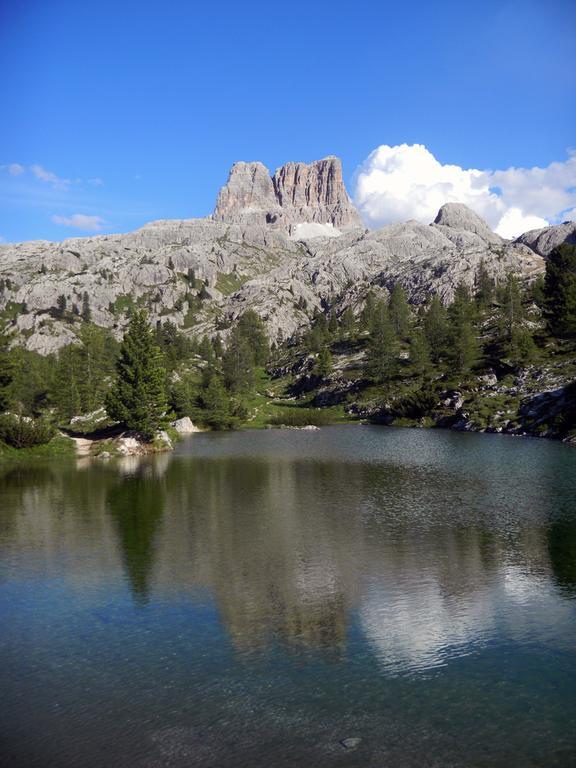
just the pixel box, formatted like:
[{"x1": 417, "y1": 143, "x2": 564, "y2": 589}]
[
  {"x1": 474, "y1": 260, "x2": 495, "y2": 309},
  {"x1": 197, "y1": 369, "x2": 234, "y2": 430},
  {"x1": 212, "y1": 333, "x2": 224, "y2": 358},
  {"x1": 499, "y1": 272, "x2": 524, "y2": 340},
  {"x1": 198, "y1": 335, "x2": 214, "y2": 363},
  {"x1": 389, "y1": 284, "x2": 411, "y2": 338},
  {"x1": 154, "y1": 320, "x2": 190, "y2": 371},
  {"x1": 81, "y1": 291, "x2": 91, "y2": 322},
  {"x1": 409, "y1": 328, "x2": 432, "y2": 376},
  {"x1": 507, "y1": 326, "x2": 536, "y2": 364},
  {"x1": 339, "y1": 306, "x2": 356, "y2": 341},
  {"x1": 77, "y1": 324, "x2": 119, "y2": 412},
  {"x1": 449, "y1": 284, "x2": 480, "y2": 372},
  {"x1": 367, "y1": 301, "x2": 399, "y2": 382},
  {"x1": 423, "y1": 295, "x2": 449, "y2": 363},
  {"x1": 236, "y1": 309, "x2": 269, "y2": 365},
  {"x1": 306, "y1": 310, "x2": 329, "y2": 352},
  {"x1": 314, "y1": 346, "x2": 333, "y2": 378},
  {"x1": 531, "y1": 274, "x2": 546, "y2": 308},
  {"x1": 453, "y1": 321, "x2": 480, "y2": 373},
  {"x1": 56, "y1": 294, "x2": 67, "y2": 318},
  {"x1": 544, "y1": 243, "x2": 576, "y2": 337},
  {"x1": 223, "y1": 327, "x2": 255, "y2": 394},
  {"x1": 0, "y1": 323, "x2": 13, "y2": 412},
  {"x1": 106, "y1": 310, "x2": 168, "y2": 440},
  {"x1": 53, "y1": 345, "x2": 83, "y2": 419},
  {"x1": 328, "y1": 311, "x2": 338, "y2": 338},
  {"x1": 449, "y1": 283, "x2": 477, "y2": 328},
  {"x1": 360, "y1": 291, "x2": 377, "y2": 333}
]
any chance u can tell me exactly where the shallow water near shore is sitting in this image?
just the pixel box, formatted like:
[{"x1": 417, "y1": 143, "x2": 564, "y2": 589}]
[{"x1": 1, "y1": 425, "x2": 575, "y2": 767}]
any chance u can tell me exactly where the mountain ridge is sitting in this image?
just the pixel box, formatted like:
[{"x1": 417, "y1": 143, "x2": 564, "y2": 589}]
[{"x1": 0, "y1": 156, "x2": 573, "y2": 355}]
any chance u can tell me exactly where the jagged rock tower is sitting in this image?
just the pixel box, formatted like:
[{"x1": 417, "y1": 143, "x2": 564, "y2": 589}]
[{"x1": 212, "y1": 156, "x2": 363, "y2": 232}]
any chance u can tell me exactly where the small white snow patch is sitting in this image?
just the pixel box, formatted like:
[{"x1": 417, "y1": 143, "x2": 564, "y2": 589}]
[{"x1": 291, "y1": 222, "x2": 343, "y2": 241}]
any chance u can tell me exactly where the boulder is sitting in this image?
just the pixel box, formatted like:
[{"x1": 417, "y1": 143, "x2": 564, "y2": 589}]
[
  {"x1": 116, "y1": 436, "x2": 142, "y2": 456},
  {"x1": 172, "y1": 416, "x2": 200, "y2": 434}
]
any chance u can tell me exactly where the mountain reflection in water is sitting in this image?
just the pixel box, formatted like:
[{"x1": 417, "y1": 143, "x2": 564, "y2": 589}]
[{"x1": 1, "y1": 426, "x2": 575, "y2": 768}]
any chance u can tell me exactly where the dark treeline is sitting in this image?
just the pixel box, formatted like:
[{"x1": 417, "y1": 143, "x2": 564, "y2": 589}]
[{"x1": 302, "y1": 245, "x2": 576, "y2": 381}]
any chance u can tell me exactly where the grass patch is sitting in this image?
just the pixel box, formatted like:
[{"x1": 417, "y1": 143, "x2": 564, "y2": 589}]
[
  {"x1": 0, "y1": 434, "x2": 76, "y2": 461},
  {"x1": 215, "y1": 272, "x2": 248, "y2": 296},
  {"x1": 267, "y1": 405, "x2": 348, "y2": 427}
]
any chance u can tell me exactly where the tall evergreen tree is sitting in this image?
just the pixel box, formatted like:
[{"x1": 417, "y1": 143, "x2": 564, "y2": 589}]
[
  {"x1": 507, "y1": 326, "x2": 536, "y2": 364},
  {"x1": 236, "y1": 309, "x2": 269, "y2": 365},
  {"x1": 78, "y1": 324, "x2": 119, "y2": 412},
  {"x1": 223, "y1": 327, "x2": 256, "y2": 394},
  {"x1": 453, "y1": 321, "x2": 480, "y2": 373},
  {"x1": 154, "y1": 320, "x2": 190, "y2": 371},
  {"x1": 339, "y1": 306, "x2": 356, "y2": 341},
  {"x1": 499, "y1": 272, "x2": 524, "y2": 340},
  {"x1": 198, "y1": 335, "x2": 214, "y2": 363},
  {"x1": 474, "y1": 260, "x2": 495, "y2": 309},
  {"x1": 389, "y1": 284, "x2": 411, "y2": 338},
  {"x1": 423, "y1": 295, "x2": 449, "y2": 363},
  {"x1": 53, "y1": 344, "x2": 83, "y2": 419},
  {"x1": 306, "y1": 310, "x2": 329, "y2": 352},
  {"x1": 449, "y1": 283, "x2": 477, "y2": 328},
  {"x1": 81, "y1": 291, "x2": 91, "y2": 322},
  {"x1": 328, "y1": 310, "x2": 339, "y2": 338},
  {"x1": 409, "y1": 328, "x2": 432, "y2": 376},
  {"x1": 0, "y1": 323, "x2": 13, "y2": 412},
  {"x1": 448, "y1": 284, "x2": 480, "y2": 372},
  {"x1": 56, "y1": 294, "x2": 67, "y2": 318},
  {"x1": 360, "y1": 291, "x2": 377, "y2": 333},
  {"x1": 106, "y1": 311, "x2": 168, "y2": 440},
  {"x1": 212, "y1": 333, "x2": 224, "y2": 358},
  {"x1": 367, "y1": 301, "x2": 399, "y2": 383},
  {"x1": 197, "y1": 368, "x2": 234, "y2": 430},
  {"x1": 314, "y1": 346, "x2": 333, "y2": 378},
  {"x1": 544, "y1": 243, "x2": 576, "y2": 337}
]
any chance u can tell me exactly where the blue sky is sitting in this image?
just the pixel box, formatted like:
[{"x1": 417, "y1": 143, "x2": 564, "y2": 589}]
[{"x1": 1, "y1": 0, "x2": 575, "y2": 242}]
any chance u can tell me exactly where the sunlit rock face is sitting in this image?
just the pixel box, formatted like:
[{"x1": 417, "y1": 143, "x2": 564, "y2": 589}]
[
  {"x1": 213, "y1": 156, "x2": 363, "y2": 232},
  {"x1": 4, "y1": 160, "x2": 569, "y2": 355},
  {"x1": 514, "y1": 220, "x2": 576, "y2": 257}
]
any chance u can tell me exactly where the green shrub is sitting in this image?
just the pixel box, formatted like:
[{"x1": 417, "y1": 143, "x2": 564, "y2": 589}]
[
  {"x1": 391, "y1": 390, "x2": 438, "y2": 419},
  {"x1": 0, "y1": 414, "x2": 56, "y2": 448},
  {"x1": 268, "y1": 408, "x2": 333, "y2": 427}
]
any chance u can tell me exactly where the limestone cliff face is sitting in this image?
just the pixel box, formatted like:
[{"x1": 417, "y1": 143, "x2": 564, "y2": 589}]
[
  {"x1": 213, "y1": 156, "x2": 363, "y2": 231},
  {"x1": 212, "y1": 162, "x2": 281, "y2": 226}
]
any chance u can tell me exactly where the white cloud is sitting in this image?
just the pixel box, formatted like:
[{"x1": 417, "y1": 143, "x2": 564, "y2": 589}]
[
  {"x1": 495, "y1": 208, "x2": 548, "y2": 239},
  {"x1": 31, "y1": 164, "x2": 73, "y2": 191},
  {"x1": 353, "y1": 144, "x2": 576, "y2": 239},
  {"x1": 8, "y1": 163, "x2": 24, "y2": 176},
  {"x1": 2, "y1": 163, "x2": 104, "y2": 191},
  {"x1": 51, "y1": 213, "x2": 105, "y2": 231}
]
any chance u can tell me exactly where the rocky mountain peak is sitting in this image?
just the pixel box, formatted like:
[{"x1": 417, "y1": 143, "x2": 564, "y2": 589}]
[
  {"x1": 514, "y1": 220, "x2": 576, "y2": 257},
  {"x1": 212, "y1": 156, "x2": 363, "y2": 232},
  {"x1": 433, "y1": 203, "x2": 502, "y2": 245}
]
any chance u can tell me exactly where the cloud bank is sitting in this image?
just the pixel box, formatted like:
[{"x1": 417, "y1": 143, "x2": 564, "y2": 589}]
[
  {"x1": 353, "y1": 144, "x2": 576, "y2": 239},
  {"x1": 51, "y1": 214, "x2": 105, "y2": 231}
]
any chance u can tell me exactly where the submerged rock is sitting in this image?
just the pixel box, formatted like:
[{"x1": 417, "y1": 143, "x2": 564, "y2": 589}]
[{"x1": 339, "y1": 737, "x2": 362, "y2": 750}]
